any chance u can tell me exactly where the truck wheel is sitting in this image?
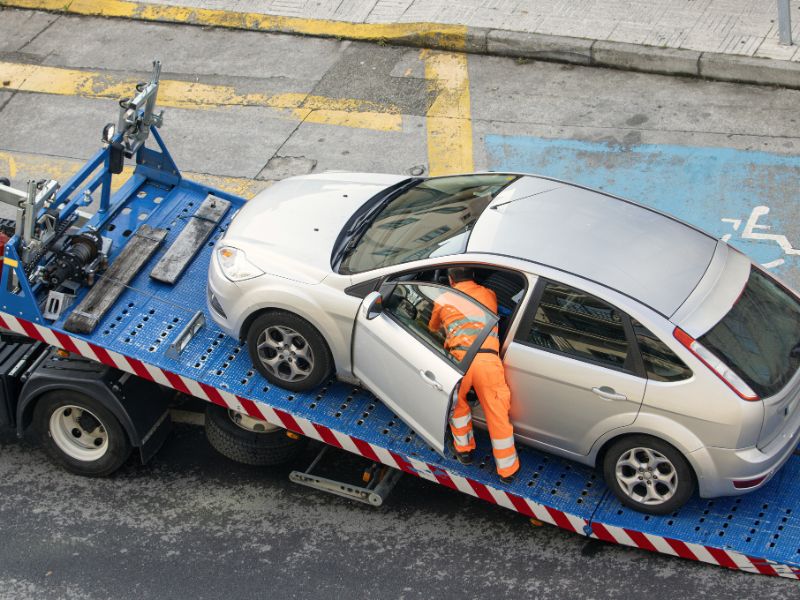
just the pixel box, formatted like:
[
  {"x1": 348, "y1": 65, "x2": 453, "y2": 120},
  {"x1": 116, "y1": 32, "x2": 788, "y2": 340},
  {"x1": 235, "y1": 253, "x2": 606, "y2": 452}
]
[
  {"x1": 33, "y1": 390, "x2": 132, "y2": 477},
  {"x1": 603, "y1": 435, "x2": 695, "y2": 515},
  {"x1": 246, "y1": 311, "x2": 332, "y2": 392},
  {"x1": 205, "y1": 403, "x2": 307, "y2": 466}
]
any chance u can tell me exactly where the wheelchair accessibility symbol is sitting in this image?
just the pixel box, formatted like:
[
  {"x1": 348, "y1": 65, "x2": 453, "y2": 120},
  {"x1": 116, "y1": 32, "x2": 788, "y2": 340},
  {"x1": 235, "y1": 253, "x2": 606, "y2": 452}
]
[{"x1": 721, "y1": 206, "x2": 799, "y2": 269}]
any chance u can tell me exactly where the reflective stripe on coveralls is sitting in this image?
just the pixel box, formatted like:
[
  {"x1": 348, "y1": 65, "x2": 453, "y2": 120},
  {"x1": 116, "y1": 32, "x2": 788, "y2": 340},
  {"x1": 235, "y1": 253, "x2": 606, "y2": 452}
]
[{"x1": 430, "y1": 279, "x2": 520, "y2": 478}]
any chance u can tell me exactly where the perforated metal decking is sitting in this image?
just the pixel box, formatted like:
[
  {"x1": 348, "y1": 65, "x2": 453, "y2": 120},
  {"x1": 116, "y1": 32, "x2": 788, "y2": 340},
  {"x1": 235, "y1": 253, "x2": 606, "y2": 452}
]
[{"x1": 4, "y1": 177, "x2": 798, "y2": 579}]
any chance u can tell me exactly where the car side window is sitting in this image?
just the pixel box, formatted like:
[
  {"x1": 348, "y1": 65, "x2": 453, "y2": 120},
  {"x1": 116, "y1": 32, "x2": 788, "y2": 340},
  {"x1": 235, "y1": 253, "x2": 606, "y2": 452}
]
[
  {"x1": 517, "y1": 281, "x2": 632, "y2": 371},
  {"x1": 383, "y1": 282, "x2": 496, "y2": 372},
  {"x1": 631, "y1": 319, "x2": 693, "y2": 382}
]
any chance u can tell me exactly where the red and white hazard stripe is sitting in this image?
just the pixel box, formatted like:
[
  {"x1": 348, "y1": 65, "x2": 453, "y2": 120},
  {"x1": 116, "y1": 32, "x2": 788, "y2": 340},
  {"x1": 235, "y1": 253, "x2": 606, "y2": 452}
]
[
  {"x1": 588, "y1": 521, "x2": 798, "y2": 578},
  {"x1": 2, "y1": 311, "x2": 797, "y2": 580}
]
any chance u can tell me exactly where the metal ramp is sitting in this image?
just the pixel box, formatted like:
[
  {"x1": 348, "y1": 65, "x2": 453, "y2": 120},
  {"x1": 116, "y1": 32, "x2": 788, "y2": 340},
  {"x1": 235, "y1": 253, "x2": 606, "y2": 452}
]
[{"x1": 1, "y1": 175, "x2": 797, "y2": 580}]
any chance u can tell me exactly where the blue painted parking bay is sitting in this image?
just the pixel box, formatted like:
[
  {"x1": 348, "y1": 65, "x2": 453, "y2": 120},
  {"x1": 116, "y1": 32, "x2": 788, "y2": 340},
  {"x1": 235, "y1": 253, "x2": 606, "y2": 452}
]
[
  {"x1": 485, "y1": 136, "x2": 800, "y2": 289},
  {"x1": 6, "y1": 133, "x2": 799, "y2": 578}
]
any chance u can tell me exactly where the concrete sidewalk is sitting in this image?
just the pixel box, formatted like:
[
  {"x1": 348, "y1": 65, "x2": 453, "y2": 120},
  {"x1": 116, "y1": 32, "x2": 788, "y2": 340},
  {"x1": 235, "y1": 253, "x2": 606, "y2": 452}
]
[
  {"x1": 142, "y1": 0, "x2": 800, "y2": 87},
  {"x1": 3, "y1": 0, "x2": 800, "y2": 87}
]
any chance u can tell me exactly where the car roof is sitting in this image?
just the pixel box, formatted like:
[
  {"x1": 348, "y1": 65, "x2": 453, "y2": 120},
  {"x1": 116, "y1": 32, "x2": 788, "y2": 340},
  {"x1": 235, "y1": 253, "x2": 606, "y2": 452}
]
[{"x1": 467, "y1": 175, "x2": 718, "y2": 317}]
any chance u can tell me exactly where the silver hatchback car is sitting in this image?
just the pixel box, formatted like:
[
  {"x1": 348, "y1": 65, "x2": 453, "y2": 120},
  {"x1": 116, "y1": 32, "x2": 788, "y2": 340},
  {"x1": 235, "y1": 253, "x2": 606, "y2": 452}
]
[{"x1": 207, "y1": 172, "x2": 800, "y2": 514}]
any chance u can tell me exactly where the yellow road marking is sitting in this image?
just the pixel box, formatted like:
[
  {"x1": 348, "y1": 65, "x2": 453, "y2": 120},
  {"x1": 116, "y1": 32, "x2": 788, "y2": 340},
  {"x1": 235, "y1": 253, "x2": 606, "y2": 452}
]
[
  {"x1": 1, "y1": 0, "x2": 468, "y2": 50},
  {"x1": 421, "y1": 50, "x2": 474, "y2": 176},
  {"x1": 0, "y1": 61, "x2": 401, "y2": 131},
  {"x1": 2, "y1": 0, "x2": 476, "y2": 175},
  {"x1": 0, "y1": 150, "x2": 271, "y2": 198}
]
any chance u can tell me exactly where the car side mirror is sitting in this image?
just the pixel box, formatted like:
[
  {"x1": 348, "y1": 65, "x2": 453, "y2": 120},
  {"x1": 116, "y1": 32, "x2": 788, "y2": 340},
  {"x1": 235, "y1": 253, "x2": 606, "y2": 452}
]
[{"x1": 363, "y1": 291, "x2": 384, "y2": 320}]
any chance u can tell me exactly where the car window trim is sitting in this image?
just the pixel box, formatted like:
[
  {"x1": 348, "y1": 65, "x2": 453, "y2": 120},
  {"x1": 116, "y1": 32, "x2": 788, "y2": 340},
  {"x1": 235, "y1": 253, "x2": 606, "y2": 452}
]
[
  {"x1": 620, "y1": 311, "x2": 645, "y2": 376},
  {"x1": 514, "y1": 276, "x2": 646, "y2": 378},
  {"x1": 383, "y1": 261, "x2": 529, "y2": 316},
  {"x1": 381, "y1": 281, "x2": 499, "y2": 376}
]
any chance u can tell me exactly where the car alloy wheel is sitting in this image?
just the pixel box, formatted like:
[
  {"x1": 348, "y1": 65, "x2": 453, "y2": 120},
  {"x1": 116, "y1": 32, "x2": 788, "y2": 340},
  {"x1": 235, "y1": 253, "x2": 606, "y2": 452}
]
[
  {"x1": 603, "y1": 435, "x2": 694, "y2": 515},
  {"x1": 614, "y1": 446, "x2": 678, "y2": 506},
  {"x1": 256, "y1": 324, "x2": 315, "y2": 384},
  {"x1": 246, "y1": 311, "x2": 333, "y2": 392}
]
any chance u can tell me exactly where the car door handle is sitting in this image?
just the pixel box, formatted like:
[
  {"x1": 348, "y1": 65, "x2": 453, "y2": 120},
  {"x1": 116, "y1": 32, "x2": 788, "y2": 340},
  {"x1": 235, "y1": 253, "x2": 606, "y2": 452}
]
[
  {"x1": 591, "y1": 386, "x2": 627, "y2": 401},
  {"x1": 419, "y1": 369, "x2": 443, "y2": 391}
]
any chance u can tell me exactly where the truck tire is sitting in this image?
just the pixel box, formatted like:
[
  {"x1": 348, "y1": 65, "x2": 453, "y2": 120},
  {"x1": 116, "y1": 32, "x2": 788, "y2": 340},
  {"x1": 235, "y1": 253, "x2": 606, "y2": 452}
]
[
  {"x1": 204, "y1": 403, "x2": 307, "y2": 466},
  {"x1": 33, "y1": 390, "x2": 133, "y2": 477}
]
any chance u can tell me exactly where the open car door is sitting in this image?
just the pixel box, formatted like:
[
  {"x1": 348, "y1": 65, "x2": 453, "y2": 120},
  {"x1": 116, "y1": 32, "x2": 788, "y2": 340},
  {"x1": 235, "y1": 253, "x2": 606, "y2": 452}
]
[{"x1": 352, "y1": 282, "x2": 499, "y2": 455}]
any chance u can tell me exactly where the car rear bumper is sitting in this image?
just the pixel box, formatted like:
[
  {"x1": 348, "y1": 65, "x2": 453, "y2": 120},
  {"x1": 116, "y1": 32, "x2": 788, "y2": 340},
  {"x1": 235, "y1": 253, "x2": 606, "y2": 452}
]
[{"x1": 691, "y1": 414, "x2": 800, "y2": 497}]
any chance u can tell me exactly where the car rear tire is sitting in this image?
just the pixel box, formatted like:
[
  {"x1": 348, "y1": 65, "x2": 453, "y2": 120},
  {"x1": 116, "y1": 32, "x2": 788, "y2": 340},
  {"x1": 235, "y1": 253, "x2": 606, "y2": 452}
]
[
  {"x1": 205, "y1": 403, "x2": 307, "y2": 466},
  {"x1": 33, "y1": 390, "x2": 133, "y2": 477},
  {"x1": 603, "y1": 435, "x2": 695, "y2": 515},
  {"x1": 246, "y1": 311, "x2": 332, "y2": 392}
]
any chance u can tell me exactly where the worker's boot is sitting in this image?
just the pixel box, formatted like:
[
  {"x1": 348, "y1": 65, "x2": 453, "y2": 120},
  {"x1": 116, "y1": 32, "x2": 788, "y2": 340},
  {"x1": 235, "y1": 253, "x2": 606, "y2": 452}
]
[
  {"x1": 456, "y1": 450, "x2": 474, "y2": 465},
  {"x1": 499, "y1": 469, "x2": 518, "y2": 485},
  {"x1": 452, "y1": 442, "x2": 474, "y2": 465}
]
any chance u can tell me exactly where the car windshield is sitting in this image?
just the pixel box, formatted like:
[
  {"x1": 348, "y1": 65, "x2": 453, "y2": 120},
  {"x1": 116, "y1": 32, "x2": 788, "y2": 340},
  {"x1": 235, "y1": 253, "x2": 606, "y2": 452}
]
[
  {"x1": 338, "y1": 174, "x2": 518, "y2": 274},
  {"x1": 699, "y1": 268, "x2": 800, "y2": 398}
]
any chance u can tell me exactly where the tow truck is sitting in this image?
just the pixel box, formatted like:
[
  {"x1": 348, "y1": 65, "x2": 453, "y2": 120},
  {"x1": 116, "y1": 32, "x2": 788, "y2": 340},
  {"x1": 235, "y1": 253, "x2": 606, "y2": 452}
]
[{"x1": 0, "y1": 62, "x2": 797, "y2": 579}]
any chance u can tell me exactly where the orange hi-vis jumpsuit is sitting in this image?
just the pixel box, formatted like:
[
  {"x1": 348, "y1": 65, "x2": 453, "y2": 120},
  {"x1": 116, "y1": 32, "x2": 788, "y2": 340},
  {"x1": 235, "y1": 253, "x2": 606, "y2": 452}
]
[{"x1": 429, "y1": 280, "x2": 520, "y2": 478}]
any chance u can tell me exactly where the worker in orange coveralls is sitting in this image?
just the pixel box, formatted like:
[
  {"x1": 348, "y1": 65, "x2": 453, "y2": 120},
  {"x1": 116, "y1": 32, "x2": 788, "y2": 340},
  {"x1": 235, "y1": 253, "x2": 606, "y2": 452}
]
[{"x1": 428, "y1": 267, "x2": 520, "y2": 483}]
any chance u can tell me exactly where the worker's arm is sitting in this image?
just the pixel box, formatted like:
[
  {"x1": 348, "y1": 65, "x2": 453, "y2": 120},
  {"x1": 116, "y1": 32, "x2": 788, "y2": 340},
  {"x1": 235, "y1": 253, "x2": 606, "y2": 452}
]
[{"x1": 428, "y1": 302, "x2": 442, "y2": 333}]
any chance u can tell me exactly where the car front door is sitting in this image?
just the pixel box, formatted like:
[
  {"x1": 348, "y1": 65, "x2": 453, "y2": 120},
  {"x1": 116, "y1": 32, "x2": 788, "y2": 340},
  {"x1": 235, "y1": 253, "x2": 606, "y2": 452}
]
[
  {"x1": 503, "y1": 279, "x2": 646, "y2": 456},
  {"x1": 352, "y1": 282, "x2": 498, "y2": 455}
]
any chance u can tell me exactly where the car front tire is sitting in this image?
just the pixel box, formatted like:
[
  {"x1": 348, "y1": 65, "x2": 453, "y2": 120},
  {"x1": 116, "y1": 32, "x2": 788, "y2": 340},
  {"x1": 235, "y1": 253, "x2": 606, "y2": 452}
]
[
  {"x1": 246, "y1": 311, "x2": 332, "y2": 392},
  {"x1": 603, "y1": 435, "x2": 695, "y2": 515}
]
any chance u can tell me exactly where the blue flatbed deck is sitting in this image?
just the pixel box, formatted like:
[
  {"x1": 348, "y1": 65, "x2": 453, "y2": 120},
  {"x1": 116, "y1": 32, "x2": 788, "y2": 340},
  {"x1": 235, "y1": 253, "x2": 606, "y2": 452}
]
[{"x1": 2, "y1": 167, "x2": 797, "y2": 580}]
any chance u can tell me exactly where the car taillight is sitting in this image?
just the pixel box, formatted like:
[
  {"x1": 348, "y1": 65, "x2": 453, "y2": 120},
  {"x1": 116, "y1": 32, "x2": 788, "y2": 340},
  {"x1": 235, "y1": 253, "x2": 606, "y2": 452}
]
[{"x1": 673, "y1": 327, "x2": 759, "y2": 402}]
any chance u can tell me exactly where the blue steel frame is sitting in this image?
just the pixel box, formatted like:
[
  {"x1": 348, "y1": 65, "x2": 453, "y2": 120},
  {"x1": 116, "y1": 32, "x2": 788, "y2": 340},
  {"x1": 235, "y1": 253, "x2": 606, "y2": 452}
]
[{"x1": 0, "y1": 125, "x2": 181, "y2": 324}]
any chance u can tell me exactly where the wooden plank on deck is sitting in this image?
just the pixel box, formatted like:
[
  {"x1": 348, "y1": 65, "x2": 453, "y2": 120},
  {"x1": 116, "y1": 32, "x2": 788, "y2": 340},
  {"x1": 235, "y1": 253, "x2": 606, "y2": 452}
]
[
  {"x1": 150, "y1": 194, "x2": 230, "y2": 285},
  {"x1": 64, "y1": 224, "x2": 168, "y2": 334}
]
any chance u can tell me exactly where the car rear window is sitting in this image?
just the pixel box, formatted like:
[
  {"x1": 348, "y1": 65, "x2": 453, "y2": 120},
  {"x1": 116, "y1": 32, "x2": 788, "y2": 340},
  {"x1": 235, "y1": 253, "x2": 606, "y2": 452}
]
[{"x1": 699, "y1": 268, "x2": 800, "y2": 398}]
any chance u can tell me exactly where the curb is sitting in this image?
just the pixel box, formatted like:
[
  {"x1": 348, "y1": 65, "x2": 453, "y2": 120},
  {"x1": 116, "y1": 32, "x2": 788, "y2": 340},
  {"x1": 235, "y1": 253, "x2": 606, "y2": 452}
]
[
  {"x1": 2, "y1": 1, "x2": 800, "y2": 89},
  {"x1": 476, "y1": 29, "x2": 800, "y2": 89}
]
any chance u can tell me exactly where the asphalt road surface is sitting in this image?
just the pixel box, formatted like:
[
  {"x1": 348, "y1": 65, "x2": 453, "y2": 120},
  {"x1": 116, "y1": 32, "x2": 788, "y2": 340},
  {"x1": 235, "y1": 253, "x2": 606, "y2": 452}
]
[{"x1": 0, "y1": 7, "x2": 799, "y2": 598}]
